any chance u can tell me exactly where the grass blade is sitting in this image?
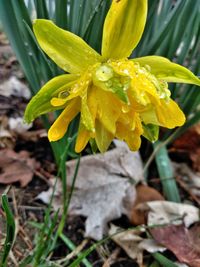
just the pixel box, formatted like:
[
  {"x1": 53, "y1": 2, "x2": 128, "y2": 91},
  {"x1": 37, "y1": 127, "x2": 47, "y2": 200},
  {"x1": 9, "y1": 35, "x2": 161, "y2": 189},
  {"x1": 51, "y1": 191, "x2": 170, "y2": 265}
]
[
  {"x1": 0, "y1": 195, "x2": 16, "y2": 267},
  {"x1": 60, "y1": 234, "x2": 92, "y2": 267},
  {"x1": 152, "y1": 253, "x2": 178, "y2": 267}
]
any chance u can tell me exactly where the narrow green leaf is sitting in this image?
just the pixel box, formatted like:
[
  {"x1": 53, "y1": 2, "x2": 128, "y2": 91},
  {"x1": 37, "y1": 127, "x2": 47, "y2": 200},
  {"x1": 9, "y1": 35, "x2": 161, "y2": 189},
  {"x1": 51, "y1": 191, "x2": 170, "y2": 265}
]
[
  {"x1": 152, "y1": 253, "x2": 178, "y2": 267},
  {"x1": 0, "y1": 195, "x2": 16, "y2": 267},
  {"x1": 60, "y1": 234, "x2": 92, "y2": 267},
  {"x1": 153, "y1": 141, "x2": 181, "y2": 203}
]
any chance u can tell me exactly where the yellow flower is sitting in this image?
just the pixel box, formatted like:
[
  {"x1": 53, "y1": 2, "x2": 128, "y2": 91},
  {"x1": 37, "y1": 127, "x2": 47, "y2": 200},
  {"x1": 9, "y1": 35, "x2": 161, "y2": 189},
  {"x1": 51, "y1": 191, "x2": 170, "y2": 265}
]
[{"x1": 25, "y1": 0, "x2": 200, "y2": 153}]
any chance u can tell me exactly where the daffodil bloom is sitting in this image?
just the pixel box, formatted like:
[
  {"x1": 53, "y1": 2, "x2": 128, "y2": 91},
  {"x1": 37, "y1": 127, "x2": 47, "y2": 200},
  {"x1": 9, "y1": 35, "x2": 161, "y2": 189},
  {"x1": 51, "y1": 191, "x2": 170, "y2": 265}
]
[{"x1": 25, "y1": 0, "x2": 200, "y2": 153}]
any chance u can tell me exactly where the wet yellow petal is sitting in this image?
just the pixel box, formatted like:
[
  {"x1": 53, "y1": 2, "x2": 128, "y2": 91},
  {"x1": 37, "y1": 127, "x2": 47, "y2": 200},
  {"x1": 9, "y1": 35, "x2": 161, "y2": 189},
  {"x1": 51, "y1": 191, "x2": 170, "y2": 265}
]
[
  {"x1": 80, "y1": 88, "x2": 95, "y2": 131},
  {"x1": 132, "y1": 56, "x2": 200, "y2": 86},
  {"x1": 140, "y1": 106, "x2": 159, "y2": 125},
  {"x1": 116, "y1": 121, "x2": 142, "y2": 151},
  {"x1": 126, "y1": 118, "x2": 143, "y2": 151},
  {"x1": 96, "y1": 88, "x2": 120, "y2": 134},
  {"x1": 75, "y1": 124, "x2": 91, "y2": 153},
  {"x1": 87, "y1": 87, "x2": 98, "y2": 123},
  {"x1": 95, "y1": 120, "x2": 114, "y2": 153},
  {"x1": 33, "y1": 19, "x2": 102, "y2": 74},
  {"x1": 102, "y1": 0, "x2": 147, "y2": 59},
  {"x1": 51, "y1": 97, "x2": 68, "y2": 107},
  {"x1": 155, "y1": 99, "x2": 185, "y2": 129},
  {"x1": 48, "y1": 99, "x2": 80, "y2": 141},
  {"x1": 24, "y1": 74, "x2": 77, "y2": 123},
  {"x1": 126, "y1": 132, "x2": 142, "y2": 151}
]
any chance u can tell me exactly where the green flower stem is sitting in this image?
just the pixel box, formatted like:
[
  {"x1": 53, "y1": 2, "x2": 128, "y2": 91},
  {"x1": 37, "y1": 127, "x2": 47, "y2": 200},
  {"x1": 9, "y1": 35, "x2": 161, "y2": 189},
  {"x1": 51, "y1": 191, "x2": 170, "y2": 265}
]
[{"x1": 153, "y1": 141, "x2": 181, "y2": 203}]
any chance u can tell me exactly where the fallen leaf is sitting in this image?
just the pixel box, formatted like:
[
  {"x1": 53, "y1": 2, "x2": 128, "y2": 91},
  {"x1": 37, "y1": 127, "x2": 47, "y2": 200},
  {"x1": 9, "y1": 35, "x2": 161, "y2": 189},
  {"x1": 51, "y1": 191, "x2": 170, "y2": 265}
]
[
  {"x1": 0, "y1": 121, "x2": 15, "y2": 148},
  {"x1": 173, "y1": 162, "x2": 200, "y2": 188},
  {"x1": 172, "y1": 123, "x2": 200, "y2": 172},
  {"x1": 144, "y1": 201, "x2": 199, "y2": 227},
  {"x1": 0, "y1": 149, "x2": 37, "y2": 187},
  {"x1": 109, "y1": 224, "x2": 165, "y2": 266},
  {"x1": 150, "y1": 224, "x2": 200, "y2": 267},
  {"x1": 130, "y1": 185, "x2": 164, "y2": 225},
  {"x1": 0, "y1": 76, "x2": 31, "y2": 99},
  {"x1": 66, "y1": 140, "x2": 144, "y2": 187},
  {"x1": 18, "y1": 129, "x2": 47, "y2": 142},
  {"x1": 8, "y1": 117, "x2": 32, "y2": 134},
  {"x1": 0, "y1": 32, "x2": 9, "y2": 45},
  {"x1": 176, "y1": 263, "x2": 189, "y2": 267},
  {"x1": 173, "y1": 162, "x2": 200, "y2": 204},
  {"x1": 37, "y1": 141, "x2": 144, "y2": 240}
]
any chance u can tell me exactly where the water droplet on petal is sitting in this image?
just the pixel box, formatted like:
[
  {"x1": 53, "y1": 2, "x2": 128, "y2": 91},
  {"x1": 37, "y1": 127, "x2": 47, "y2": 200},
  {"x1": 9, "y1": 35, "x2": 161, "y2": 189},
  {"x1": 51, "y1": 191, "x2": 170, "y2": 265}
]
[{"x1": 122, "y1": 105, "x2": 129, "y2": 113}]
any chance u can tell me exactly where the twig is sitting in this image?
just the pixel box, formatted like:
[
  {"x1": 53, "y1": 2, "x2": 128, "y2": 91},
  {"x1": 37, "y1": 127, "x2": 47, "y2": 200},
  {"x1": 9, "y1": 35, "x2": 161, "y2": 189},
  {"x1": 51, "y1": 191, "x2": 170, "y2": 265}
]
[
  {"x1": 14, "y1": 248, "x2": 23, "y2": 258},
  {"x1": 102, "y1": 247, "x2": 121, "y2": 267},
  {"x1": 176, "y1": 176, "x2": 200, "y2": 206},
  {"x1": 34, "y1": 169, "x2": 51, "y2": 185},
  {"x1": 9, "y1": 250, "x2": 18, "y2": 267},
  {"x1": 18, "y1": 205, "x2": 46, "y2": 211},
  {"x1": 11, "y1": 188, "x2": 18, "y2": 217},
  {"x1": 19, "y1": 226, "x2": 33, "y2": 250},
  {"x1": 57, "y1": 239, "x2": 89, "y2": 264}
]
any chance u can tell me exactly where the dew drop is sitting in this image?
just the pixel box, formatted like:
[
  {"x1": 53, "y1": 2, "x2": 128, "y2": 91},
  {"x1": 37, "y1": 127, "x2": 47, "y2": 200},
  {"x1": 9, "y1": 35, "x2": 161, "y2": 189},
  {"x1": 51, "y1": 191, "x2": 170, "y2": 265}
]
[
  {"x1": 59, "y1": 91, "x2": 70, "y2": 98},
  {"x1": 95, "y1": 65, "x2": 114, "y2": 81},
  {"x1": 122, "y1": 105, "x2": 129, "y2": 113}
]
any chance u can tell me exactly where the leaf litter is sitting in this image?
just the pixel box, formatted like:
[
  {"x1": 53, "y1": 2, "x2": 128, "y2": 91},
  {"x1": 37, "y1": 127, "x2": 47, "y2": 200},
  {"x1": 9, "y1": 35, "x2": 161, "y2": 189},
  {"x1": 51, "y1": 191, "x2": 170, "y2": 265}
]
[
  {"x1": 37, "y1": 139, "x2": 200, "y2": 265},
  {"x1": 37, "y1": 141, "x2": 144, "y2": 240},
  {"x1": 109, "y1": 224, "x2": 165, "y2": 266},
  {"x1": 172, "y1": 123, "x2": 200, "y2": 172},
  {"x1": 0, "y1": 149, "x2": 38, "y2": 187},
  {"x1": 150, "y1": 224, "x2": 200, "y2": 267}
]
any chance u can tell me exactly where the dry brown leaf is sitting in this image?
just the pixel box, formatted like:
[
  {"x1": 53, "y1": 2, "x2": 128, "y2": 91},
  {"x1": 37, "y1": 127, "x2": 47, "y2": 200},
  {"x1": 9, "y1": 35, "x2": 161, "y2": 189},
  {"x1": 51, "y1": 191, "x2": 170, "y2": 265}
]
[
  {"x1": 109, "y1": 224, "x2": 165, "y2": 266},
  {"x1": 37, "y1": 141, "x2": 144, "y2": 240},
  {"x1": 173, "y1": 162, "x2": 200, "y2": 203},
  {"x1": 18, "y1": 129, "x2": 47, "y2": 142},
  {"x1": 145, "y1": 201, "x2": 199, "y2": 227},
  {"x1": 172, "y1": 124, "x2": 200, "y2": 172},
  {"x1": 173, "y1": 162, "x2": 200, "y2": 188},
  {"x1": 0, "y1": 76, "x2": 30, "y2": 99},
  {"x1": 0, "y1": 149, "x2": 37, "y2": 187},
  {"x1": 151, "y1": 224, "x2": 200, "y2": 267},
  {"x1": 130, "y1": 185, "x2": 164, "y2": 225},
  {"x1": 0, "y1": 32, "x2": 9, "y2": 45},
  {"x1": 0, "y1": 116, "x2": 15, "y2": 148},
  {"x1": 8, "y1": 117, "x2": 32, "y2": 134}
]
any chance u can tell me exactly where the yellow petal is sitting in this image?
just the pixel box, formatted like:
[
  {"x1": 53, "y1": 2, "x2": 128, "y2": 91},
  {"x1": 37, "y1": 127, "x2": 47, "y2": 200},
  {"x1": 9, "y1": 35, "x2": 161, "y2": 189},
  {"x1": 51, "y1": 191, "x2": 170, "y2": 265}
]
[
  {"x1": 102, "y1": 0, "x2": 147, "y2": 59},
  {"x1": 80, "y1": 88, "x2": 95, "y2": 131},
  {"x1": 155, "y1": 99, "x2": 185, "y2": 129},
  {"x1": 95, "y1": 120, "x2": 113, "y2": 153},
  {"x1": 126, "y1": 132, "x2": 142, "y2": 151},
  {"x1": 140, "y1": 106, "x2": 159, "y2": 125},
  {"x1": 33, "y1": 19, "x2": 102, "y2": 74},
  {"x1": 24, "y1": 74, "x2": 77, "y2": 123},
  {"x1": 51, "y1": 97, "x2": 68, "y2": 107},
  {"x1": 96, "y1": 88, "x2": 120, "y2": 134},
  {"x1": 116, "y1": 121, "x2": 142, "y2": 151},
  {"x1": 48, "y1": 99, "x2": 80, "y2": 141},
  {"x1": 75, "y1": 124, "x2": 91, "y2": 153},
  {"x1": 132, "y1": 56, "x2": 200, "y2": 86}
]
